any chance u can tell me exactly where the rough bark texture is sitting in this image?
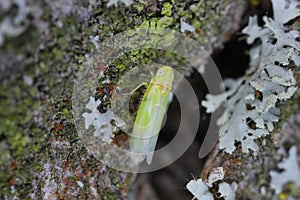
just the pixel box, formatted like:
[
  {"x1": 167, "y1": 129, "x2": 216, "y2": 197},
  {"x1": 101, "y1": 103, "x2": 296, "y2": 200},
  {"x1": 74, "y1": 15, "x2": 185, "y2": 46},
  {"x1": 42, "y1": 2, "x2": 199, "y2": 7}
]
[{"x1": 0, "y1": 0, "x2": 276, "y2": 199}]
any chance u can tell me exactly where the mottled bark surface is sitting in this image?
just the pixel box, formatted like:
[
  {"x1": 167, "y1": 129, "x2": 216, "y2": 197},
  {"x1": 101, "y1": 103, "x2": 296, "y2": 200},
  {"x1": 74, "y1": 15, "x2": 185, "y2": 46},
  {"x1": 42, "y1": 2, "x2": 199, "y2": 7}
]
[{"x1": 0, "y1": 0, "x2": 254, "y2": 199}]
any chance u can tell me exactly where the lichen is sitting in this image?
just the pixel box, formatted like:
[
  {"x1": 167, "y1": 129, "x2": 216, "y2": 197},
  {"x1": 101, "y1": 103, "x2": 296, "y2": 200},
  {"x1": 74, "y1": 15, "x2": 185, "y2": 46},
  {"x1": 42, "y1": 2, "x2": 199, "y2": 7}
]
[
  {"x1": 0, "y1": 0, "x2": 30, "y2": 46},
  {"x1": 196, "y1": 0, "x2": 300, "y2": 199},
  {"x1": 180, "y1": 18, "x2": 195, "y2": 33},
  {"x1": 202, "y1": 0, "x2": 300, "y2": 154},
  {"x1": 82, "y1": 96, "x2": 125, "y2": 143},
  {"x1": 187, "y1": 167, "x2": 237, "y2": 200},
  {"x1": 187, "y1": 178, "x2": 214, "y2": 200},
  {"x1": 270, "y1": 146, "x2": 300, "y2": 196}
]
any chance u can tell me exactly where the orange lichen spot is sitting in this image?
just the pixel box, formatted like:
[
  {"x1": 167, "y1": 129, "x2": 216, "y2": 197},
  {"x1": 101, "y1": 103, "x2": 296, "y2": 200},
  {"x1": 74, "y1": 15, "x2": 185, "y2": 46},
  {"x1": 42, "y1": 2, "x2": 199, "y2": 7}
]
[
  {"x1": 121, "y1": 185, "x2": 128, "y2": 195},
  {"x1": 107, "y1": 82, "x2": 115, "y2": 93},
  {"x1": 195, "y1": 28, "x2": 202, "y2": 34},
  {"x1": 64, "y1": 97, "x2": 72, "y2": 104},
  {"x1": 254, "y1": 90, "x2": 263, "y2": 101},
  {"x1": 112, "y1": 133, "x2": 129, "y2": 147},
  {"x1": 7, "y1": 177, "x2": 15, "y2": 187},
  {"x1": 10, "y1": 161, "x2": 17, "y2": 170},
  {"x1": 74, "y1": 174, "x2": 80, "y2": 181},
  {"x1": 64, "y1": 158, "x2": 70, "y2": 168},
  {"x1": 54, "y1": 123, "x2": 64, "y2": 132},
  {"x1": 97, "y1": 87, "x2": 104, "y2": 95}
]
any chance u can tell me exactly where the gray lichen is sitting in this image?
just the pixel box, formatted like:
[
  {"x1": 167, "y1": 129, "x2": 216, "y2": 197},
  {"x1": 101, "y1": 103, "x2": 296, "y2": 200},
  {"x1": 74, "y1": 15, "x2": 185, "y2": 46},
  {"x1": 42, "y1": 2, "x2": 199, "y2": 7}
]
[
  {"x1": 202, "y1": 0, "x2": 300, "y2": 154},
  {"x1": 195, "y1": 0, "x2": 300, "y2": 199},
  {"x1": 187, "y1": 167, "x2": 237, "y2": 200},
  {"x1": 0, "y1": 0, "x2": 29, "y2": 46},
  {"x1": 270, "y1": 146, "x2": 300, "y2": 195}
]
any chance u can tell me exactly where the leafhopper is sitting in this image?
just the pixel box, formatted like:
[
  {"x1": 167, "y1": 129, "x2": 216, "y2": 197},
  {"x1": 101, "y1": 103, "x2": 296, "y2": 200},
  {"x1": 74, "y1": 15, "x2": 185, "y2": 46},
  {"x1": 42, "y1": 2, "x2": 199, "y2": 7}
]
[{"x1": 130, "y1": 66, "x2": 174, "y2": 164}]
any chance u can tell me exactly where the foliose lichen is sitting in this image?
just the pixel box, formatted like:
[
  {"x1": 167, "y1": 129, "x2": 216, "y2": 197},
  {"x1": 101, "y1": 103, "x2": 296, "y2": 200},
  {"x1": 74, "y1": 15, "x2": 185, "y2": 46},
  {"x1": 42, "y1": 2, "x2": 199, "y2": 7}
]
[
  {"x1": 270, "y1": 146, "x2": 300, "y2": 197},
  {"x1": 187, "y1": 167, "x2": 237, "y2": 200},
  {"x1": 82, "y1": 96, "x2": 125, "y2": 143},
  {"x1": 202, "y1": 0, "x2": 300, "y2": 154}
]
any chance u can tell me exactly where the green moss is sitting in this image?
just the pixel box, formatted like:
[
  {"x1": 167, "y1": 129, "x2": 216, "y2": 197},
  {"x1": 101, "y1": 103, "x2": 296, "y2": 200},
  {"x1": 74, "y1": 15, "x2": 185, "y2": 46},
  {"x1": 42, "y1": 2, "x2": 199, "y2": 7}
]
[
  {"x1": 8, "y1": 133, "x2": 28, "y2": 150},
  {"x1": 161, "y1": 2, "x2": 173, "y2": 17},
  {"x1": 102, "y1": 191, "x2": 119, "y2": 200},
  {"x1": 132, "y1": 2, "x2": 145, "y2": 13},
  {"x1": 157, "y1": 16, "x2": 174, "y2": 28},
  {"x1": 3, "y1": 26, "x2": 40, "y2": 55}
]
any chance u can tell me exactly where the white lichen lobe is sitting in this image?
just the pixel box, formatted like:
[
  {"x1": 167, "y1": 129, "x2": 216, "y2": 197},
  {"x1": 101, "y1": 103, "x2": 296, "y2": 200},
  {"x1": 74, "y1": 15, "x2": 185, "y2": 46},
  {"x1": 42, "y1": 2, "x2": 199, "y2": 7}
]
[
  {"x1": 270, "y1": 146, "x2": 300, "y2": 194},
  {"x1": 186, "y1": 179, "x2": 214, "y2": 200},
  {"x1": 206, "y1": 167, "x2": 225, "y2": 187},
  {"x1": 187, "y1": 167, "x2": 237, "y2": 200},
  {"x1": 82, "y1": 96, "x2": 125, "y2": 143},
  {"x1": 180, "y1": 18, "x2": 195, "y2": 33}
]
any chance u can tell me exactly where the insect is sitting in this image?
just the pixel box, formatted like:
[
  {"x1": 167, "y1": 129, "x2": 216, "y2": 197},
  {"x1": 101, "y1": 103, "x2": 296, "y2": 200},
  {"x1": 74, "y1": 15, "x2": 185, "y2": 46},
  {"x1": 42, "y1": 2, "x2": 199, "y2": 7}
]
[{"x1": 130, "y1": 66, "x2": 174, "y2": 164}]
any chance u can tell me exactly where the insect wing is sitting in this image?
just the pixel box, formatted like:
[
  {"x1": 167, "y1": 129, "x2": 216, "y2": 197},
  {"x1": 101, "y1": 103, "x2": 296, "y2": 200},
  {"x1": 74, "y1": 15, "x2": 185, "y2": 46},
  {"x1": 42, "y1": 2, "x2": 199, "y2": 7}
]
[{"x1": 130, "y1": 66, "x2": 173, "y2": 164}]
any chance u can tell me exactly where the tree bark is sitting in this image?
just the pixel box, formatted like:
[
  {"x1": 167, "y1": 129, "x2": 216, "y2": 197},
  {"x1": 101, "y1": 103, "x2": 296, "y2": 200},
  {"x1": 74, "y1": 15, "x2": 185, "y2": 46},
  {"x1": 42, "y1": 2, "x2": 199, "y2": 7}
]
[{"x1": 0, "y1": 0, "x2": 261, "y2": 199}]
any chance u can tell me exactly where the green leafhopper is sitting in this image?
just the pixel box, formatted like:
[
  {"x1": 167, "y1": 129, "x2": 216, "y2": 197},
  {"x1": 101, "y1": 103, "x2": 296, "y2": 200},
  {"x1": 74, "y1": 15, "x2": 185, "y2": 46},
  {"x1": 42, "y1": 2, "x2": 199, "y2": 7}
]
[{"x1": 130, "y1": 66, "x2": 174, "y2": 164}]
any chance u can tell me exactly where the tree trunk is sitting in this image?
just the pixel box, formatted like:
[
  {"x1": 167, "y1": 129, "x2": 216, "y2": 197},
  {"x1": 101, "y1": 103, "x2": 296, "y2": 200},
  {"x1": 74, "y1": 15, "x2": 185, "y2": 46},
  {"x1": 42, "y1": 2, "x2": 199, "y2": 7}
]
[{"x1": 7, "y1": 0, "x2": 296, "y2": 199}]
